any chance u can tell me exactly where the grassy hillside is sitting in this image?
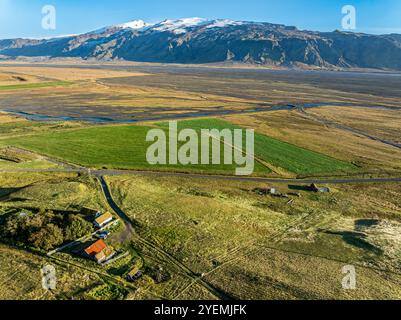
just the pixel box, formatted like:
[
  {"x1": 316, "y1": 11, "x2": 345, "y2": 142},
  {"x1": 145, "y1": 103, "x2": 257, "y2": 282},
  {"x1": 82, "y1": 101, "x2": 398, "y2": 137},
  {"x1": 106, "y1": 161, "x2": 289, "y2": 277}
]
[
  {"x1": 0, "y1": 171, "x2": 400, "y2": 300},
  {"x1": 105, "y1": 174, "x2": 401, "y2": 299}
]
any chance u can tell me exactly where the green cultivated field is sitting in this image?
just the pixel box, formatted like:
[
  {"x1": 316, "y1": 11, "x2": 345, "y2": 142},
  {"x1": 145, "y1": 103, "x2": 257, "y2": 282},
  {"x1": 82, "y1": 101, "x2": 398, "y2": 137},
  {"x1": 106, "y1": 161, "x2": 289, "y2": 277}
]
[
  {"x1": 1, "y1": 118, "x2": 355, "y2": 176},
  {"x1": 174, "y1": 119, "x2": 356, "y2": 175},
  {"x1": 254, "y1": 133, "x2": 354, "y2": 175},
  {"x1": 2, "y1": 123, "x2": 267, "y2": 175},
  {"x1": 2, "y1": 125, "x2": 154, "y2": 168}
]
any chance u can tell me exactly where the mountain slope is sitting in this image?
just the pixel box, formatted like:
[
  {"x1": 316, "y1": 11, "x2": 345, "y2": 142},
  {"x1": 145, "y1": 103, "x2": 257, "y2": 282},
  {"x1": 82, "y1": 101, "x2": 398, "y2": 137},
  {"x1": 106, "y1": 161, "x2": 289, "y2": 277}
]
[{"x1": 1, "y1": 18, "x2": 401, "y2": 70}]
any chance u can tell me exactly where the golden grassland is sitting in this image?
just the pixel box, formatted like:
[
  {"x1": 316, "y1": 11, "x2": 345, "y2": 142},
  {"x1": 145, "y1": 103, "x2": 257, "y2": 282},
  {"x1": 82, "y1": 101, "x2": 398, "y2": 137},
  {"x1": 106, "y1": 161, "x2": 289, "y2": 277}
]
[
  {"x1": 1, "y1": 170, "x2": 401, "y2": 299},
  {"x1": 0, "y1": 243, "x2": 147, "y2": 300},
  {"x1": 0, "y1": 112, "x2": 25, "y2": 123},
  {"x1": 0, "y1": 71, "x2": 42, "y2": 85},
  {"x1": 104, "y1": 174, "x2": 401, "y2": 299},
  {"x1": 87, "y1": 81, "x2": 254, "y2": 109},
  {"x1": 224, "y1": 110, "x2": 401, "y2": 173},
  {"x1": 0, "y1": 244, "x2": 100, "y2": 300},
  {"x1": 0, "y1": 173, "x2": 132, "y2": 300},
  {"x1": 0, "y1": 172, "x2": 108, "y2": 212},
  {"x1": 309, "y1": 106, "x2": 401, "y2": 143},
  {"x1": 0, "y1": 66, "x2": 147, "y2": 82},
  {"x1": 205, "y1": 244, "x2": 401, "y2": 300},
  {"x1": 0, "y1": 172, "x2": 220, "y2": 300}
]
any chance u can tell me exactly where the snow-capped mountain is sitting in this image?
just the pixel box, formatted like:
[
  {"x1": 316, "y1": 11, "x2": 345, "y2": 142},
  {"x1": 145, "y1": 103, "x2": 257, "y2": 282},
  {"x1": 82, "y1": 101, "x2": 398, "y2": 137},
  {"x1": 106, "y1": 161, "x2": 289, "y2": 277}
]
[
  {"x1": 1, "y1": 17, "x2": 401, "y2": 70},
  {"x1": 145, "y1": 18, "x2": 245, "y2": 34},
  {"x1": 91, "y1": 18, "x2": 245, "y2": 35},
  {"x1": 151, "y1": 18, "x2": 208, "y2": 34},
  {"x1": 117, "y1": 19, "x2": 150, "y2": 30}
]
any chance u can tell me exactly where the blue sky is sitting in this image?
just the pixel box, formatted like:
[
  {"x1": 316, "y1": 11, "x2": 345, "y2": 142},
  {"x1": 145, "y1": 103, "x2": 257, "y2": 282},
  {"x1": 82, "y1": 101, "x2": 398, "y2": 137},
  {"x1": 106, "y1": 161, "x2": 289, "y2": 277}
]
[{"x1": 1, "y1": 0, "x2": 400, "y2": 39}]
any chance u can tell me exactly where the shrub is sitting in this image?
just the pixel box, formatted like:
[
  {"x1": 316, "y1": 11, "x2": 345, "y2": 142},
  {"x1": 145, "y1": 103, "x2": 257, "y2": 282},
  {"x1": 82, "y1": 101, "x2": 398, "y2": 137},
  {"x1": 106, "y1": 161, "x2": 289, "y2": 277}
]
[
  {"x1": 29, "y1": 223, "x2": 64, "y2": 251},
  {"x1": 65, "y1": 215, "x2": 93, "y2": 240}
]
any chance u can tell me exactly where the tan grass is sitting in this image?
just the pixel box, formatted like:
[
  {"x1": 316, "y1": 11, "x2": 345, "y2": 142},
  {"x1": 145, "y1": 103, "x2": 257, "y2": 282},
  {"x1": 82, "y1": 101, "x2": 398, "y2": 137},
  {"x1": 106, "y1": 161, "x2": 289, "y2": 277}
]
[
  {"x1": 0, "y1": 112, "x2": 26, "y2": 123},
  {"x1": 0, "y1": 67, "x2": 147, "y2": 81},
  {"x1": 309, "y1": 106, "x2": 401, "y2": 143},
  {"x1": 224, "y1": 110, "x2": 401, "y2": 171}
]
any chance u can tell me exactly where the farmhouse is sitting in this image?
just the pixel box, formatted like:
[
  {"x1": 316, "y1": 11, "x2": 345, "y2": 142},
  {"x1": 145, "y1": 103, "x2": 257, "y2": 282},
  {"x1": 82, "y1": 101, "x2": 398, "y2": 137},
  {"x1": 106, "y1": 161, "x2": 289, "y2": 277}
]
[
  {"x1": 94, "y1": 211, "x2": 113, "y2": 228},
  {"x1": 84, "y1": 239, "x2": 115, "y2": 263}
]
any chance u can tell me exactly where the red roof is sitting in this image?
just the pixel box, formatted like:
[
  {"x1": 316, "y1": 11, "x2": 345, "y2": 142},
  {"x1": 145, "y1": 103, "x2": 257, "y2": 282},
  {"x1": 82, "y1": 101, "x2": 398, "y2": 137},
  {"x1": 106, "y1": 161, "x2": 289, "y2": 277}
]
[{"x1": 84, "y1": 240, "x2": 107, "y2": 256}]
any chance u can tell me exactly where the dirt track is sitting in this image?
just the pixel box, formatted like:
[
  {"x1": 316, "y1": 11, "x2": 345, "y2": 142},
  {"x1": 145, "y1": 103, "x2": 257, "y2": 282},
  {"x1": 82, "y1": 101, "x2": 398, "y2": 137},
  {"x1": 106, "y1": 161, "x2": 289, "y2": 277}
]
[
  {"x1": 1, "y1": 167, "x2": 400, "y2": 185},
  {"x1": 97, "y1": 175, "x2": 233, "y2": 300}
]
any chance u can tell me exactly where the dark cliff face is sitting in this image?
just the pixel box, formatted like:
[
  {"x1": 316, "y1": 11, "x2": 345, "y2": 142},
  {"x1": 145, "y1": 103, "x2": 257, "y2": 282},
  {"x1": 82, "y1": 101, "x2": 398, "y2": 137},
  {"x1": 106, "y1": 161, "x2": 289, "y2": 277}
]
[{"x1": 1, "y1": 19, "x2": 401, "y2": 70}]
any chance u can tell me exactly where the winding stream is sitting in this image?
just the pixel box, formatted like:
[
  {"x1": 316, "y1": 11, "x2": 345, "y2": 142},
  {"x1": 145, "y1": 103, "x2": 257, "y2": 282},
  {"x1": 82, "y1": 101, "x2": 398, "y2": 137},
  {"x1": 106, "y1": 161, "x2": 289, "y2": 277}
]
[{"x1": 2, "y1": 102, "x2": 394, "y2": 124}]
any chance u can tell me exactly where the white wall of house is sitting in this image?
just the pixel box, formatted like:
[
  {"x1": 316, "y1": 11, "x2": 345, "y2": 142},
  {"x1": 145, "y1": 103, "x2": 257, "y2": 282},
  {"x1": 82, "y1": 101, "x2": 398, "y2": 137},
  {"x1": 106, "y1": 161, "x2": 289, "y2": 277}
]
[{"x1": 94, "y1": 217, "x2": 113, "y2": 228}]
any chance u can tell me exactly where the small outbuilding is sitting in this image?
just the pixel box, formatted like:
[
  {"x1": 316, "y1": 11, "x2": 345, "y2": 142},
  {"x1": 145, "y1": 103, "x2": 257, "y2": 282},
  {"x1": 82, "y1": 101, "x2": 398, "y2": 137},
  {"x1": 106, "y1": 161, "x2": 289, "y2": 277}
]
[
  {"x1": 310, "y1": 184, "x2": 330, "y2": 193},
  {"x1": 127, "y1": 267, "x2": 143, "y2": 282},
  {"x1": 94, "y1": 212, "x2": 113, "y2": 228},
  {"x1": 126, "y1": 258, "x2": 144, "y2": 282}
]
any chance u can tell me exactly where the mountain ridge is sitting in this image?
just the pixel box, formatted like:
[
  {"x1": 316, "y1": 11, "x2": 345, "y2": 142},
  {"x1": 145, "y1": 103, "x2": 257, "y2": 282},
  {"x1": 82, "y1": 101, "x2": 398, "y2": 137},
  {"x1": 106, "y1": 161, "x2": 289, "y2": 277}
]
[{"x1": 1, "y1": 17, "x2": 401, "y2": 70}]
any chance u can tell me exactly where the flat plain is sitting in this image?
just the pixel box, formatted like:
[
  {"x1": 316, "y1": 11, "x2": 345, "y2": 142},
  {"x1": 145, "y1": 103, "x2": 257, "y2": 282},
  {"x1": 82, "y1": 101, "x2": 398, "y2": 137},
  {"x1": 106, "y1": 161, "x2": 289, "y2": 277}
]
[{"x1": 0, "y1": 61, "x2": 400, "y2": 300}]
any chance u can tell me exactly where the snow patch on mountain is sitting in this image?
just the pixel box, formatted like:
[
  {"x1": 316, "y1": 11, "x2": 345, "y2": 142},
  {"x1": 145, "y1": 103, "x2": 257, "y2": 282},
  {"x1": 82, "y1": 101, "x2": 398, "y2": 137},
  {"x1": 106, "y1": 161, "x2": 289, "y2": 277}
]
[
  {"x1": 93, "y1": 18, "x2": 247, "y2": 35},
  {"x1": 117, "y1": 20, "x2": 151, "y2": 30},
  {"x1": 91, "y1": 20, "x2": 151, "y2": 35},
  {"x1": 152, "y1": 18, "x2": 209, "y2": 34},
  {"x1": 206, "y1": 19, "x2": 244, "y2": 29}
]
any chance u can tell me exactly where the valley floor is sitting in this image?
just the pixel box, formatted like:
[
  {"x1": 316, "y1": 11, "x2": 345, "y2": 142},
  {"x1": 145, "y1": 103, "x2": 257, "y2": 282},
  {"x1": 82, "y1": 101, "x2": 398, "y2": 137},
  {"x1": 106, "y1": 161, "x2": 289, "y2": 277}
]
[{"x1": 0, "y1": 62, "x2": 400, "y2": 300}]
